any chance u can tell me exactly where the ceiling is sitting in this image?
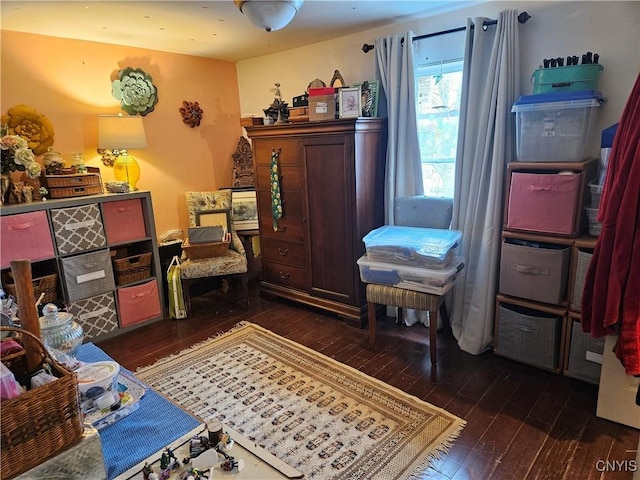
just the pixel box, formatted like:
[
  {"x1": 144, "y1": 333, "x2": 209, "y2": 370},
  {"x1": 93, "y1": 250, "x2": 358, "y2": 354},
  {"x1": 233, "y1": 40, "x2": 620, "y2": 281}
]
[{"x1": 0, "y1": 1, "x2": 480, "y2": 62}]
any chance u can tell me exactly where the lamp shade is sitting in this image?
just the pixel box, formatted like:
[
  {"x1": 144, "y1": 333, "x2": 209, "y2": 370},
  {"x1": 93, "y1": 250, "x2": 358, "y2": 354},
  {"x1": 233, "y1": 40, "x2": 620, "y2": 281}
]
[
  {"x1": 234, "y1": 0, "x2": 303, "y2": 32},
  {"x1": 98, "y1": 115, "x2": 147, "y2": 149}
]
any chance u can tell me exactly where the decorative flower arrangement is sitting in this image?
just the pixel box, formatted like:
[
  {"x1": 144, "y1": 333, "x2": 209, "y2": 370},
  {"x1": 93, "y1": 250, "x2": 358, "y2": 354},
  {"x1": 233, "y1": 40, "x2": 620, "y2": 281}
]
[
  {"x1": 1, "y1": 129, "x2": 42, "y2": 178},
  {"x1": 112, "y1": 67, "x2": 159, "y2": 116},
  {"x1": 1, "y1": 104, "x2": 55, "y2": 155}
]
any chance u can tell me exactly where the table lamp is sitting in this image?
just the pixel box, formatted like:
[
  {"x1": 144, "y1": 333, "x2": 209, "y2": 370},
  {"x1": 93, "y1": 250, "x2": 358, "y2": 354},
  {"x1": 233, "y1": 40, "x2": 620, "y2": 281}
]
[{"x1": 98, "y1": 114, "x2": 147, "y2": 191}]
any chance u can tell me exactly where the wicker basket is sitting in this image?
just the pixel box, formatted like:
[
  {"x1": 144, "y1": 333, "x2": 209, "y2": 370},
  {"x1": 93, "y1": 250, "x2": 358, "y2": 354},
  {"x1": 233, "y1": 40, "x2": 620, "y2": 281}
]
[
  {"x1": 111, "y1": 248, "x2": 152, "y2": 285},
  {"x1": 2, "y1": 270, "x2": 58, "y2": 304},
  {"x1": 0, "y1": 327, "x2": 83, "y2": 479},
  {"x1": 182, "y1": 234, "x2": 231, "y2": 260}
]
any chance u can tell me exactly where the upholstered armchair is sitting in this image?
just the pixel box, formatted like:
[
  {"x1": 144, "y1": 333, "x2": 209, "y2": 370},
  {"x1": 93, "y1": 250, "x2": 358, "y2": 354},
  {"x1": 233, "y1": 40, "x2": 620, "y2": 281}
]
[{"x1": 180, "y1": 190, "x2": 249, "y2": 313}]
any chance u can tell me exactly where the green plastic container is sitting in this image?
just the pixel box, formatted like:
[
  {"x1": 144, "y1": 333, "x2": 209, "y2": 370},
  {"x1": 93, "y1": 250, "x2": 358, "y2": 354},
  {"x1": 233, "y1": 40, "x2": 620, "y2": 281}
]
[{"x1": 532, "y1": 64, "x2": 604, "y2": 94}]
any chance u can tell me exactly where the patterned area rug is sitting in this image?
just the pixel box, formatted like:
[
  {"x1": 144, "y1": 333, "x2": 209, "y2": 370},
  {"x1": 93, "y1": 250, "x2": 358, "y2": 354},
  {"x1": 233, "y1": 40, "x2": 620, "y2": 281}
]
[{"x1": 136, "y1": 322, "x2": 465, "y2": 479}]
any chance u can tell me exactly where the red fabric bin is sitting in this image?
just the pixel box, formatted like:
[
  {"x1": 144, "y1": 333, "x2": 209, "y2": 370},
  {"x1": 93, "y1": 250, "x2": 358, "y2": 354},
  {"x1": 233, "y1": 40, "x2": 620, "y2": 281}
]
[
  {"x1": 102, "y1": 199, "x2": 146, "y2": 244},
  {"x1": 117, "y1": 280, "x2": 161, "y2": 327},
  {"x1": 507, "y1": 172, "x2": 580, "y2": 235},
  {"x1": 0, "y1": 211, "x2": 55, "y2": 268}
]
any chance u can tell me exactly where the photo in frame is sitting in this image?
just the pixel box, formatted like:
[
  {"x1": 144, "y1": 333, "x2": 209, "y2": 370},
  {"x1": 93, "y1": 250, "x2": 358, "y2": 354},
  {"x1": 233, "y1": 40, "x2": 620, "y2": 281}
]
[
  {"x1": 231, "y1": 189, "x2": 259, "y2": 231},
  {"x1": 338, "y1": 87, "x2": 361, "y2": 118},
  {"x1": 196, "y1": 209, "x2": 231, "y2": 233},
  {"x1": 352, "y1": 80, "x2": 380, "y2": 117}
]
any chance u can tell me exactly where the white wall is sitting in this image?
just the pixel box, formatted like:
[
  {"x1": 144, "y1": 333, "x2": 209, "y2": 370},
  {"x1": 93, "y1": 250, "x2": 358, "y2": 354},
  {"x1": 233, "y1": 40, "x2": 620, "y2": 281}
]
[{"x1": 237, "y1": 1, "x2": 639, "y2": 158}]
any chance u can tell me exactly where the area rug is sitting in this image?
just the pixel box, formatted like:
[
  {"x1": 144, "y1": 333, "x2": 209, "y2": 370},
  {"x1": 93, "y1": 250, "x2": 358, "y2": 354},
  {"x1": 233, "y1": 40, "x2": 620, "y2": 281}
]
[{"x1": 136, "y1": 322, "x2": 465, "y2": 480}]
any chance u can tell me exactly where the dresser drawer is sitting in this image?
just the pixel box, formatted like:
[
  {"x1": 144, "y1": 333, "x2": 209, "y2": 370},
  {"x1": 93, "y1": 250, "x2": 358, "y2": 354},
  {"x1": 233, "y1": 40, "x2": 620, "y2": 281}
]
[
  {"x1": 117, "y1": 279, "x2": 161, "y2": 327},
  {"x1": 261, "y1": 238, "x2": 306, "y2": 267},
  {"x1": 257, "y1": 189, "x2": 303, "y2": 219},
  {"x1": 254, "y1": 138, "x2": 301, "y2": 165},
  {"x1": 262, "y1": 261, "x2": 308, "y2": 291},
  {"x1": 102, "y1": 198, "x2": 147, "y2": 244},
  {"x1": 68, "y1": 292, "x2": 118, "y2": 340},
  {"x1": 51, "y1": 204, "x2": 107, "y2": 255},
  {"x1": 256, "y1": 164, "x2": 303, "y2": 192},
  {"x1": 0, "y1": 211, "x2": 55, "y2": 268},
  {"x1": 258, "y1": 215, "x2": 305, "y2": 243},
  {"x1": 60, "y1": 249, "x2": 115, "y2": 302}
]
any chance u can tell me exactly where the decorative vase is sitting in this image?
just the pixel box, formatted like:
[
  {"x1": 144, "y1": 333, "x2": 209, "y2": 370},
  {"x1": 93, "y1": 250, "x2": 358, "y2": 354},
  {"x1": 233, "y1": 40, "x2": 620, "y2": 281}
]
[{"x1": 1, "y1": 174, "x2": 12, "y2": 205}]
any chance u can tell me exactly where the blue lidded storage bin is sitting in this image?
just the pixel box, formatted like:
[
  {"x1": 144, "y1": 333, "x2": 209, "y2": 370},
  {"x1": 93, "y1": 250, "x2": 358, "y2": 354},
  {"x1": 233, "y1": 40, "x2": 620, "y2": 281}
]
[
  {"x1": 362, "y1": 225, "x2": 462, "y2": 268},
  {"x1": 511, "y1": 90, "x2": 604, "y2": 162}
]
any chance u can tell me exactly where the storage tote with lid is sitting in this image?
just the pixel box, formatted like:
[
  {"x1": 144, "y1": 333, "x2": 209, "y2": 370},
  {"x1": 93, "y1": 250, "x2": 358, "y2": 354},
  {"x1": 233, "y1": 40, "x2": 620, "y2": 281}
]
[{"x1": 511, "y1": 90, "x2": 604, "y2": 162}]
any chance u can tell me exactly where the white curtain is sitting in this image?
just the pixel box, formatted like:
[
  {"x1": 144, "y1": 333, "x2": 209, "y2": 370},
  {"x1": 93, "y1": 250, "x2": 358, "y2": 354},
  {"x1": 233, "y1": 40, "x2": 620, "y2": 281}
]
[
  {"x1": 374, "y1": 32, "x2": 424, "y2": 224},
  {"x1": 450, "y1": 11, "x2": 520, "y2": 354}
]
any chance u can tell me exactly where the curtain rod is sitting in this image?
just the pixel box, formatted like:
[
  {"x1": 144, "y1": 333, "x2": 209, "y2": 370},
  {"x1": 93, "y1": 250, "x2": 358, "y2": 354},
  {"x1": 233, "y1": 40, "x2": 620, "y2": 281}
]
[{"x1": 361, "y1": 11, "x2": 531, "y2": 53}]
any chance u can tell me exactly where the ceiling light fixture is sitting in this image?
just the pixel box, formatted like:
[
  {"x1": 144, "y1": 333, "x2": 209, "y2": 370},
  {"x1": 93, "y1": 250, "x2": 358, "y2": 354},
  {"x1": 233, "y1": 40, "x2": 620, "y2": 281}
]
[{"x1": 234, "y1": 0, "x2": 303, "y2": 32}]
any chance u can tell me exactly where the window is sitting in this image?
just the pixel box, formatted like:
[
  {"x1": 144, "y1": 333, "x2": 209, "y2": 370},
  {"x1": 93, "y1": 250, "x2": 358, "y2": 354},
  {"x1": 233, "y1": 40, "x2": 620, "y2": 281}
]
[{"x1": 416, "y1": 60, "x2": 463, "y2": 198}]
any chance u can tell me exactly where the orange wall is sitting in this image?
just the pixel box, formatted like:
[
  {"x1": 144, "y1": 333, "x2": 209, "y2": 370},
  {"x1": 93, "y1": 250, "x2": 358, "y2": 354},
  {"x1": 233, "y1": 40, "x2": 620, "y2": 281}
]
[{"x1": 1, "y1": 30, "x2": 244, "y2": 236}]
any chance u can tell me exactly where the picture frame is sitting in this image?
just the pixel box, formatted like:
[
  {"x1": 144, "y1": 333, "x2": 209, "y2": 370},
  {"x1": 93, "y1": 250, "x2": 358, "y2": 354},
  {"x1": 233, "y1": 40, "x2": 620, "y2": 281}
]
[
  {"x1": 338, "y1": 87, "x2": 361, "y2": 118},
  {"x1": 196, "y1": 209, "x2": 231, "y2": 233},
  {"x1": 351, "y1": 81, "x2": 380, "y2": 118},
  {"x1": 231, "y1": 189, "x2": 259, "y2": 232}
]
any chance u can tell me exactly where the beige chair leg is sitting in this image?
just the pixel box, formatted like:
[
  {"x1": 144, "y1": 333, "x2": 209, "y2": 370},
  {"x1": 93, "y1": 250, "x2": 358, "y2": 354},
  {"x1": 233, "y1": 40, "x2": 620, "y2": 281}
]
[
  {"x1": 368, "y1": 302, "x2": 377, "y2": 345},
  {"x1": 429, "y1": 308, "x2": 438, "y2": 365},
  {"x1": 240, "y1": 274, "x2": 250, "y2": 310}
]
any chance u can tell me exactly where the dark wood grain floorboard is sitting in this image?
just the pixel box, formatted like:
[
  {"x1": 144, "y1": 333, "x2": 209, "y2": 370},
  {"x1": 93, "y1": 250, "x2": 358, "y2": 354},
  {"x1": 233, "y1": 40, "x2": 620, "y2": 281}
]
[{"x1": 96, "y1": 282, "x2": 639, "y2": 479}]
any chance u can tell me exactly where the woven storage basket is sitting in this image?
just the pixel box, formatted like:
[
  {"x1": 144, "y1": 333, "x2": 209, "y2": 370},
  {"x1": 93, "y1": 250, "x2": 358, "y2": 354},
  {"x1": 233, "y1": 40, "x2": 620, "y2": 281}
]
[
  {"x1": 111, "y1": 249, "x2": 152, "y2": 285},
  {"x1": 1, "y1": 271, "x2": 58, "y2": 304},
  {"x1": 0, "y1": 326, "x2": 83, "y2": 479},
  {"x1": 182, "y1": 234, "x2": 231, "y2": 260}
]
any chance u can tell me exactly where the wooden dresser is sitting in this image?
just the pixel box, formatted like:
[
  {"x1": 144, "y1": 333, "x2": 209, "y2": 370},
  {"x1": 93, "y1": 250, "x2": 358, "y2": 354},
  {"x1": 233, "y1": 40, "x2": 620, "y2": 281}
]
[{"x1": 245, "y1": 118, "x2": 387, "y2": 327}]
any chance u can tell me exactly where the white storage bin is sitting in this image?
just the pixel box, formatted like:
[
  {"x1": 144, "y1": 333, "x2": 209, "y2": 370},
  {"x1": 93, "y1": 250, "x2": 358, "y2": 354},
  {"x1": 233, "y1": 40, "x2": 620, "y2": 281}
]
[
  {"x1": 511, "y1": 91, "x2": 603, "y2": 162},
  {"x1": 357, "y1": 254, "x2": 464, "y2": 295}
]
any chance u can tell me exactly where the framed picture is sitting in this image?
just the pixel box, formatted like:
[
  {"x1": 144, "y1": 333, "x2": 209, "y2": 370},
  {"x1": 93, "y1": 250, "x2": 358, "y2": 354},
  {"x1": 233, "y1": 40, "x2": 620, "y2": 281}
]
[
  {"x1": 338, "y1": 87, "x2": 361, "y2": 118},
  {"x1": 196, "y1": 209, "x2": 231, "y2": 233},
  {"x1": 231, "y1": 189, "x2": 259, "y2": 232},
  {"x1": 352, "y1": 80, "x2": 380, "y2": 117}
]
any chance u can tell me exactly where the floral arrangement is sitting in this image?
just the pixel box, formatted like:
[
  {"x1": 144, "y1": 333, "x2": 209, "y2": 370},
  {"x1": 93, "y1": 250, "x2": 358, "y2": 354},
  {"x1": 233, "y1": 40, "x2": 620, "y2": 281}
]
[
  {"x1": 1, "y1": 129, "x2": 42, "y2": 178},
  {"x1": 1, "y1": 105, "x2": 55, "y2": 155},
  {"x1": 112, "y1": 67, "x2": 158, "y2": 116}
]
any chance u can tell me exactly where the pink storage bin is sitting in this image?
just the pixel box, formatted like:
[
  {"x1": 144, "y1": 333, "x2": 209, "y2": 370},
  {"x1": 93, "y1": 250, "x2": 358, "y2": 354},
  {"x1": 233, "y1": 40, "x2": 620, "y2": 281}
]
[
  {"x1": 102, "y1": 199, "x2": 147, "y2": 244},
  {"x1": 117, "y1": 280, "x2": 161, "y2": 327},
  {"x1": 507, "y1": 172, "x2": 580, "y2": 235},
  {"x1": 0, "y1": 211, "x2": 55, "y2": 268}
]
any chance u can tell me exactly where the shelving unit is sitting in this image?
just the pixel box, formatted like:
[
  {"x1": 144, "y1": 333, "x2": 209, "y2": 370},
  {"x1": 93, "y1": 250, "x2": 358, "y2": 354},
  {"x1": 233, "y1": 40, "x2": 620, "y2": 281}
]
[
  {"x1": 494, "y1": 159, "x2": 605, "y2": 382},
  {"x1": 0, "y1": 191, "x2": 164, "y2": 341}
]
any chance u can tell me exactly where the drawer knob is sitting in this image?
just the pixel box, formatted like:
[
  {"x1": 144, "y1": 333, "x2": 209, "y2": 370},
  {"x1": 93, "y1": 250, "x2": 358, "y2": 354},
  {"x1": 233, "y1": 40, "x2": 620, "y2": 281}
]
[
  {"x1": 278, "y1": 248, "x2": 288, "y2": 256},
  {"x1": 279, "y1": 271, "x2": 290, "y2": 280}
]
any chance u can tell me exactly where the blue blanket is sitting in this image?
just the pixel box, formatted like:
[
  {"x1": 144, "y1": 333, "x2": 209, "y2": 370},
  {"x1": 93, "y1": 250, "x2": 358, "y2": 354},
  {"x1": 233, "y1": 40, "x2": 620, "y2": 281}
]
[{"x1": 77, "y1": 343, "x2": 201, "y2": 479}]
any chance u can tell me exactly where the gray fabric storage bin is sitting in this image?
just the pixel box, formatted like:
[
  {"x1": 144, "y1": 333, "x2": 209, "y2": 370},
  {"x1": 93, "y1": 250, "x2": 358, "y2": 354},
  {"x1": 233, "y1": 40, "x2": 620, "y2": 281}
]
[
  {"x1": 499, "y1": 240, "x2": 570, "y2": 304},
  {"x1": 567, "y1": 320, "x2": 604, "y2": 384},
  {"x1": 51, "y1": 204, "x2": 107, "y2": 255},
  {"x1": 61, "y1": 249, "x2": 115, "y2": 302},
  {"x1": 68, "y1": 292, "x2": 118, "y2": 340},
  {"x1": 497, "y1": 303, "x2": 562, "y2": 370},
  {"x1": 571, "y1": 250, "x2": 593, "y2": 310}
]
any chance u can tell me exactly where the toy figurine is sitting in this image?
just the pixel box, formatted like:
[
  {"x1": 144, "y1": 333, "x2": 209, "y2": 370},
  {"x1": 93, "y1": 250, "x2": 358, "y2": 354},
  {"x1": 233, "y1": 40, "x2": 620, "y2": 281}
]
[{"x1": 142, "y1": 463, "x2": 153, "y2": 480}]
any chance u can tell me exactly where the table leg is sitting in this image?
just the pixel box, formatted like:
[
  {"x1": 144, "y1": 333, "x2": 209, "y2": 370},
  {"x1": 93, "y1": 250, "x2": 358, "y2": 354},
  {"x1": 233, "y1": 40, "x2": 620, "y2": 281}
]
[
  {"x1": 368, "y1": 302, "x2": 377, "y2": 345},
  {"x1": 429, "y1": 308, "x2": 438, "y2": 365}
]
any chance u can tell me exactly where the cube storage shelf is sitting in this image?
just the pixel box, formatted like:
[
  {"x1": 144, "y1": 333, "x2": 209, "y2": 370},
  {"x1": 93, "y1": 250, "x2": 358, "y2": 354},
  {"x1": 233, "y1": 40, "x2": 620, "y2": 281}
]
[
  {"x1": 0, "y1": 191, "x2": 164, "y2": 342},
  {"x1": 495, "y1": 158, "x2": 602, "y2": 382}
]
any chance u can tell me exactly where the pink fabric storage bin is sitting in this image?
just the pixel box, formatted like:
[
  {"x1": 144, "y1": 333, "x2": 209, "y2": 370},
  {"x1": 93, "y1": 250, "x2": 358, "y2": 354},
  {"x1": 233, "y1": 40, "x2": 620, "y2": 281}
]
[
  {"x1": 507, "y1": 172, "x2": 580, "y2": 235},
  {"x1": 102, "y1": 199, "x2": 147, "y2": 244},
  {"x1": 117, "y1": 280, "x2": 161, "y2": 327},
  {"x1": 0, "y1": 211, "x2": 55, "y2": 268}
]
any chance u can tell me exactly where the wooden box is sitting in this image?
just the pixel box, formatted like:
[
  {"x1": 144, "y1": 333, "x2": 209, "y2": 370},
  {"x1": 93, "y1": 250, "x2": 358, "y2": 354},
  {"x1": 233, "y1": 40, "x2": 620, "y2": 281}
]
[{"x1": 41, "y1": 167, "x2": 103, "y2": 199}]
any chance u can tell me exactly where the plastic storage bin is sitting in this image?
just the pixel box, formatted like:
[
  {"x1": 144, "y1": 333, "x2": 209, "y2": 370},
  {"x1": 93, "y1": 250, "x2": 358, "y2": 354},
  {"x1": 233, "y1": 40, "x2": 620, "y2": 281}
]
[
  {"x1": 357, "y1": 254, "x2": 464, "y2": 294},
  {"x1": 589, "y1": 182, "x2": 603, "y2": 208},
  {"x1": 585, "y1": 207, "x2": 602, "y2": 236},
  {"x1": 362, "y1": 226, "x2": 462, "y2": 268},
  {"x1": 511, "y1": 91, "x2": 603, "y2": 162}
]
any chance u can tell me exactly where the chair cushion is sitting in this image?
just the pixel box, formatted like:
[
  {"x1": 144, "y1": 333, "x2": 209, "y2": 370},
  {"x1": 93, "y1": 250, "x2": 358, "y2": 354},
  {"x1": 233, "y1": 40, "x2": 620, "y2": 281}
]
[
  {"x1": 180, "y1": 249, "x2": 247, "y2": 279},
  {"x1": 394, "y1": 196, "x2": 453, "y2": 229},
  {"x1": 366, "y1": 284, "x2": 441, "y2": 310}
]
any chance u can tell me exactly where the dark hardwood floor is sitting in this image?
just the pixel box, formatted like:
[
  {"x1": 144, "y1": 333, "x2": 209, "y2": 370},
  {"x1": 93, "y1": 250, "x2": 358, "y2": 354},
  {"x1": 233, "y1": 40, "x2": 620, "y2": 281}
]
[{"x1": 97, "y1": 281, "x2": 639, "y2": 480}]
